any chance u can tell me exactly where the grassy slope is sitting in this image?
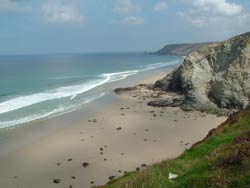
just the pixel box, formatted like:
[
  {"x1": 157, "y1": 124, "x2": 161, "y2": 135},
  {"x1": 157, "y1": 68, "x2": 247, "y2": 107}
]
[{"x1": 98, "y1": 108, "x2": 250, "y2": 188}]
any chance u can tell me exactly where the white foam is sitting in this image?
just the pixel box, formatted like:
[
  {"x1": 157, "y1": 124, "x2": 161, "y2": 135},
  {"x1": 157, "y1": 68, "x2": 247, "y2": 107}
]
[
  {"x1": 0, "y1": 107, "x2": 65, "y2": 129},
  {"x1": 70, "y1": 95, "x2": 77, "y2": 100},
  {"x1": 100, "y1": 70, "x2": 139, "y2": 82},
  {"x1": 0, "y1": 79, "x2": 105, "y2": 114},
  {"x1": 0, "y1": 70, "x2": 140, "y2": 114},
  {"x1": 0, "y1": 92, "x2": 106, "y2": 128},
  {"x1": 0, "y1": 60, "x2": 179, "y2": 115},
  {"x1": 143, "y1": 61, "x2": 180, "y2": 71}
]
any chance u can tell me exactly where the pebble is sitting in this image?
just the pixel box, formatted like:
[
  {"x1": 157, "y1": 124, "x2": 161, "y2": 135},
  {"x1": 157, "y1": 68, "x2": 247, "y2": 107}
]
[
  {"x1": 53, "y1": 179, "x2": 61, "y2": 184},
  {"x1": 116, "y1": 127, "x2": 122, "y2": 130},
  {"x1": 82, "y1": 162, "x2": 89, "y2": 168},
  {"x1": 109, "y1": 176, "x2": 115, "y2": 180}
]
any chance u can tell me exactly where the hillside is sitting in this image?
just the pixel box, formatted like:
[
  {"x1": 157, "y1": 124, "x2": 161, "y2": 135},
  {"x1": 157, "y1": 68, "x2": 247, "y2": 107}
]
[
  {"x1": 154, "y1": 42, "x2": 216, "y2": 56},
  {"x1": 150, "y1": 32, "x2": 250, "y2": 113},
  {"x1": 97, "y1": 108, "x2": 250, "y2": 188}
]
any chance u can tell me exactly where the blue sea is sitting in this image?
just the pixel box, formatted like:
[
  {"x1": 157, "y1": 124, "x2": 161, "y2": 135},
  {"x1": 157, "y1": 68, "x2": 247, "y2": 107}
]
[{"x1": 0, "y1": 53, "x2": 182, "y2": 128}]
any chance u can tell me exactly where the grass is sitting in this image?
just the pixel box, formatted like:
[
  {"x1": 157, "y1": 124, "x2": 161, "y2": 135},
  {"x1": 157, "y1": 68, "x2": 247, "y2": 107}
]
[{"x1": 97, "y1": 108, "x2": 250, "y2": 188}]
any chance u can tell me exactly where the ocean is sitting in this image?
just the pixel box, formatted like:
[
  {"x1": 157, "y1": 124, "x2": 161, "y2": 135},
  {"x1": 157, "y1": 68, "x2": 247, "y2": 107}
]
[{"x1": 0, "y1": 53, "x2": 182, "y2": 128}]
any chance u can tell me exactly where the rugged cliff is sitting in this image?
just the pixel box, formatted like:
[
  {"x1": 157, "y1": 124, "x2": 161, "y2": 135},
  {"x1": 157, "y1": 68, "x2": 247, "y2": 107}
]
[
  {"x1": 154, "y1": 42, "x2": 215, "y2": 56},
  {"x1": 152, "y1": 32, "x2": 250, "y2": 112}
]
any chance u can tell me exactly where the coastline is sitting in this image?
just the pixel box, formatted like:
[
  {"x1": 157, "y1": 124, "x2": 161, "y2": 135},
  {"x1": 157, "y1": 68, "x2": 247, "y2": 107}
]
[{"x1": 0, "y1": 66, "x2": 226, "y2": 188}]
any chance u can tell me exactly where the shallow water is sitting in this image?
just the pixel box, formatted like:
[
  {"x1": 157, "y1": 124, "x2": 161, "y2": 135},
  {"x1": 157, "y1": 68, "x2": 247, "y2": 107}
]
[{"x1": 0, "y1": 53, "x2": 182, "y2": 128}]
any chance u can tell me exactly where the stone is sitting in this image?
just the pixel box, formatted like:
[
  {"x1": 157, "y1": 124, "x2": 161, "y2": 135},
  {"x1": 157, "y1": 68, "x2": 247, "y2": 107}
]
[
  {"x1": 53, "y1": 179, "x2": 61, "y2": 184},
  {"x1": 82, "y1": 162, "x2": 89, "y2": 168},
  {"x1": 116, "y1": 127, "x2": 122, "y2": 130},
  {"x1": 109, "y1": 176, "x2": 115, "y2": 181}
]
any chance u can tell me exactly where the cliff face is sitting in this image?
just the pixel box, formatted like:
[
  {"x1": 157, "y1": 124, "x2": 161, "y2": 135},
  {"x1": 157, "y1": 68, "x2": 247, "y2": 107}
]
[
  {"x1": 155, "y1": 42, "x2": 216, "y2": 56},
  {"x1": 153, "y1": 32, "x2": 250, "y2": 112}
]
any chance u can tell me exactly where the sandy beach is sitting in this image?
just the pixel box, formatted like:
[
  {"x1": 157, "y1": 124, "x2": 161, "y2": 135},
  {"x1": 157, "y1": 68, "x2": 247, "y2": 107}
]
[{"x1": 0, "y1": 70, "x2": 226, "y2": 188}]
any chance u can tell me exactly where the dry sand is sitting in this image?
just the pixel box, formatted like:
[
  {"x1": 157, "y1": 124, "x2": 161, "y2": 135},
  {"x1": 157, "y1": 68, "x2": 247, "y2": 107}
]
[{"x1": 0, "y1": 73, "x2": 226, "y2": 188}]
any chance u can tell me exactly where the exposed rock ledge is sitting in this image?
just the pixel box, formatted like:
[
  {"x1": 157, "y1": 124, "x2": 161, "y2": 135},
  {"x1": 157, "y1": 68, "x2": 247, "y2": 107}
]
[{"x1": 115, "y1": 32, "x2": 250, "y2": 114}]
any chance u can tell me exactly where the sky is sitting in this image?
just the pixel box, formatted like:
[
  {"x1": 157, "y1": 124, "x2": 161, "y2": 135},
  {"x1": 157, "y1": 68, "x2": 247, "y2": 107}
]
[{"x1": 0, "y1": 0, "x2": 250, "y2": 55}]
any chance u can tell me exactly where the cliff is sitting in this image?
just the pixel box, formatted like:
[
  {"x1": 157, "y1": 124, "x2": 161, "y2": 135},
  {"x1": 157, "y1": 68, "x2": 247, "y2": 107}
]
[
  {"x1": 151, "y1": 32, "x2": 250, "y2": 112},
  {"x1": 154, "y1": 42, "x2": 216, "y2": 56}
]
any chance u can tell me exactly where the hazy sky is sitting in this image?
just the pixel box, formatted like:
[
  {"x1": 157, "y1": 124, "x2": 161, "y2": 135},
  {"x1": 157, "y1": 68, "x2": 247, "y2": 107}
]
[{"x1": 0, "y1": 0, "x2": 250, "y2": 55}]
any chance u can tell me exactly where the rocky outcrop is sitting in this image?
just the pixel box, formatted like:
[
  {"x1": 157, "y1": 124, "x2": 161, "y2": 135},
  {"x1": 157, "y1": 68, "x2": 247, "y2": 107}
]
[
  {"x1": 114, "y1": 86, "x2": 138, "y2": 94},
  {"x1": 147, "y1": 96, "x2": 184, "y2": 107},
  {"x1": 114, "y1": 84, "x2": 149, "y2": 94},
  {"x1": 152, "y1": 32, "x2": 250, "y2": 112},
  {"x1": 154, "y1": 42, "x2": 216, "y2": 56}
]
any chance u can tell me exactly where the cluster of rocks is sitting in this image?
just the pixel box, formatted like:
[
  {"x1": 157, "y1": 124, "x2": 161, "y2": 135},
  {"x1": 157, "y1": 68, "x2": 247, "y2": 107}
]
[{"x1": 114, "y1": 84, "x2": 177, "y2": 102}]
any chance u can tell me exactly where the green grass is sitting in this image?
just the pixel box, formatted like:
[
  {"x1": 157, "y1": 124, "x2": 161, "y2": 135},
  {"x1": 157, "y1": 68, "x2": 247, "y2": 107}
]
[{"x1": 98, "y1": 108, "x2": 250, "y2": 188}]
